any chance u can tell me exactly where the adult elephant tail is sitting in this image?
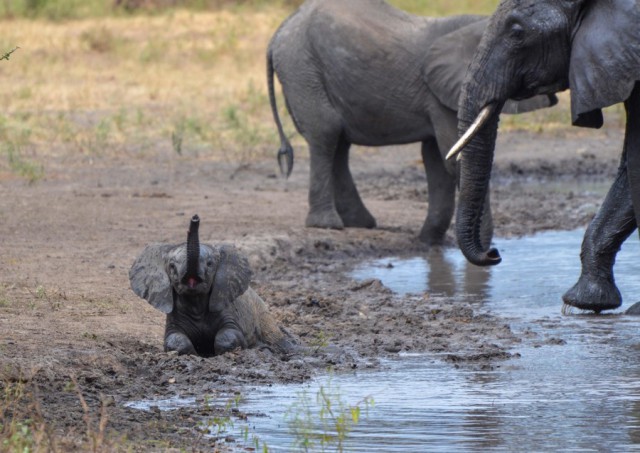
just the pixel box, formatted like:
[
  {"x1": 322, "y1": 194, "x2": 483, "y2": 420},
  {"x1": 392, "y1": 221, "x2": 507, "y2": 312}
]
[{"x1": 267, "y1": 48, "x2": 294, "y2": 178}]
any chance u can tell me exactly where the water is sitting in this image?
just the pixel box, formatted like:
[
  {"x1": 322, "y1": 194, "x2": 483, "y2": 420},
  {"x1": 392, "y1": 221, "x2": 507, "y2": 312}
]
[
  {"x1": 240, "y1": 350, "x2": 640, "y2": 452},
  {"x1": 351, "y1": 229, "x2": 640, "y2": 319},
  {"x1": 123, "y1": 395, "x2": 196, "y2": 411},
  {"x1": 124, "y1": 229, "x2": 640, "y2": 451},
  {"x1": 234, "y1": 229, "x2": 640, "y2": 451}
]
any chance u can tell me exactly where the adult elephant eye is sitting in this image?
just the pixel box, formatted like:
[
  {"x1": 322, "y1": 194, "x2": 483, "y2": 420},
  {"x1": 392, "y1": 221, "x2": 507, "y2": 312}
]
[
  {"x1": 506, "y1": 16, "x2": 525, "y2": 43},
  {"x1": 207, "y1": 260, "x2": 214, "y2": 267},
  {"x1": 169, "y1": 263, "x2": 177, "y2": 273},
  {"x1": 511, "y1": 23, "x2": 525, "y2": 40}
]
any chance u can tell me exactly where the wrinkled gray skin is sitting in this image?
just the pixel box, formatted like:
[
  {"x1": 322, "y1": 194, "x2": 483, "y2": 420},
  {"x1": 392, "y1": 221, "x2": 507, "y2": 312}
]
[
  {"x1": 267, "y1": 0, "x2": 555, "y2": 247},
  {"x1": 454, "y1": 0, "x2": 640, "y2": 312},
  {"x1": 129, "y1": 227, "x2": 296, "y2": 356}
]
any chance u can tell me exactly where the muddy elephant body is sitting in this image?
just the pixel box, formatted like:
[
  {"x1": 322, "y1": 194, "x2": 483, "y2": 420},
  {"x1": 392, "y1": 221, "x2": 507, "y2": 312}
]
[
  {"x1": 164, "y1": 286, "x2": 292, "y2": 356},
  {"x1": 267, "y1": 0, "x2": 554, "y2": 247},
  {"x1": 450, "y1": 0, "x2": 640, "y2": 312},
  {"x1": 129, "y1": 216, "x2": 296, "y2": 356}
]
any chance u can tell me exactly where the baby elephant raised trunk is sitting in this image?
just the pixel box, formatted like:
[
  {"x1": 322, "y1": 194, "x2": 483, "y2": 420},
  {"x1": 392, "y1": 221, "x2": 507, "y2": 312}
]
[{"x1": 184, "y1": 214, "x2": 202, "y2": 288}]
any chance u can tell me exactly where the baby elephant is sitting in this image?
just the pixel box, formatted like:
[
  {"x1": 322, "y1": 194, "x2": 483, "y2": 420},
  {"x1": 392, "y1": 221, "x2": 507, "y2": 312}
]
[{"x1": 129, "y1": 215, "x2": 296, "y2": 356}]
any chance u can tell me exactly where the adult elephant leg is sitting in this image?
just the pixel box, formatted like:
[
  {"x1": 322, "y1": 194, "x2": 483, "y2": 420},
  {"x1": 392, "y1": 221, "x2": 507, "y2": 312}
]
[
  {"x1": 333, "y1": 135, "x2": 376, "y2": 228},
  {"x1": 565, "y1": 86, "x2": 640, "y2": 313},
  {"x1": 625, "y1": 83, "x2": 640, "y2": 228},
  {"x1": 419, "y1": 138, "x2": 456, "y2": 245},
  {"x1": 305, "y1": 132, "x2": 344, "y2": 229},
  {"x1": 562, "y1": 159, "x2": 636, "y2": 312}
]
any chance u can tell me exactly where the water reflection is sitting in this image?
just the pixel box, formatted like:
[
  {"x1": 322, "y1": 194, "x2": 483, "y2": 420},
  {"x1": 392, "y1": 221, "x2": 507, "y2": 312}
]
[
  {"x1": 352, "y1": 247, "x2": 491, "y2": 303},
  {"x1": 425, "y1": 248, "x2": 492, "y2": 299}
]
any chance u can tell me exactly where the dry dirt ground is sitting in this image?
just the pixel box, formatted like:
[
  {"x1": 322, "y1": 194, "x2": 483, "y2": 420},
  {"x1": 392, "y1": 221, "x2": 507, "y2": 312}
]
[{"x1": 0, "y1": 125, "x2": 628, "y2": 450}]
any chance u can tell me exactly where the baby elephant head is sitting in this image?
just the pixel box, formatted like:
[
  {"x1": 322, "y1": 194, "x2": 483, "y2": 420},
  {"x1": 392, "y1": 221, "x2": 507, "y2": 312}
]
[{"x1": 129, "y1": 215, "x2": 252, "y2": 314}]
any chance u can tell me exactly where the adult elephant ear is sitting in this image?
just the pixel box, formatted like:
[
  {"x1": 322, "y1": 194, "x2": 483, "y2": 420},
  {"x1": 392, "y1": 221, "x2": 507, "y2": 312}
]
[
  {"x1": 129, "y1": 244, "x2": 175, "y2": 314},
  {"x1": 210, "y1": 244, "x2": 252, "y2": 309},
  {"x1": 424, "y1": 18, "x2": 557, "y2": 114},
  {"x1": 570, "y1": 0, "x2": 640, "y2": 128}
]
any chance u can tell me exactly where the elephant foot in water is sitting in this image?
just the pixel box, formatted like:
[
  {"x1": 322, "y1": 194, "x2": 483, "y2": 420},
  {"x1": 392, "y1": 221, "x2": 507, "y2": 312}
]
[{"x1": 562, "y1": 273, "x2": 622, "y2": 313}]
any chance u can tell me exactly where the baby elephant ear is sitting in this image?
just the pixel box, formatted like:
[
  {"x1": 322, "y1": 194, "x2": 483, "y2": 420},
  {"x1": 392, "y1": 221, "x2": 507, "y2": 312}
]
[
  {"x1": 129, "y1": 244, "x2": 175, "y2": 314},
  {"x1": 210, "y1": 244, "x2": 252, "y2": 308}
]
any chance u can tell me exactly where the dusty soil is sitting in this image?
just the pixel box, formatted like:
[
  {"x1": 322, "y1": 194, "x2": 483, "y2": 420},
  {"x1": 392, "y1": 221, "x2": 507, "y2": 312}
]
[{"x1": 0, "y1": 126, "x2": 627, "y2": 450}]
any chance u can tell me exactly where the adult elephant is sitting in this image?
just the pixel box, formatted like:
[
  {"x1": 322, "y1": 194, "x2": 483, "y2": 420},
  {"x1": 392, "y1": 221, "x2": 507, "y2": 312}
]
[
  {"x1": 267, "y1": 0, "x2": 555, "y2": 246},
  {"x1": 448, "y1": 0, "x2": 640, "y2": 312}
]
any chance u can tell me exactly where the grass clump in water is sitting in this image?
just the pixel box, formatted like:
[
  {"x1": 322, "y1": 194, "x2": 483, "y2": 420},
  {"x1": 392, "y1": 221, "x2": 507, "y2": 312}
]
[{"x1": 286, "y1": 378, "x2": 374, "y2": 452}]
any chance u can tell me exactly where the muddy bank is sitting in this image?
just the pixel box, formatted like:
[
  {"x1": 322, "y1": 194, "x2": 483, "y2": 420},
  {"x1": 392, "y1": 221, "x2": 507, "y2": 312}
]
[{"x1": 0, "y1": 128, "x2": 626, "y2": 449}]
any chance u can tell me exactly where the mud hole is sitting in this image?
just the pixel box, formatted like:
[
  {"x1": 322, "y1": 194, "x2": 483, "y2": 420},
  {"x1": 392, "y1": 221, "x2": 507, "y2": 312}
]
[{"x1": 0, "y1": 129, "x2": 626, "y2": 450}]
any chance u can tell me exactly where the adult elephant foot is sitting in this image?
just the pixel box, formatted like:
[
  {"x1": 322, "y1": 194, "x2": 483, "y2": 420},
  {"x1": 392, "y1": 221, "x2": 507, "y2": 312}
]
[
  {"x1": 338, "y1": 206, "x2": 377, "y2": 229},
  {"x1": 562, "y1": 274, "x2": 622, "y2": 313},
  {"x1": 305, "y1": 207, "x2": 344, "y2": 230}
]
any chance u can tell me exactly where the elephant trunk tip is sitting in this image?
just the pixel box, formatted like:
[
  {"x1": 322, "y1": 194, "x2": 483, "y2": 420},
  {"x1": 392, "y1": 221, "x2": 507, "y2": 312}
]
[
  {"x1": 464, "y1": 247, "x2": 502, "y2": 267},
  {"x1": 190, "y1": 214, "x2": 200, "y2": 230},
  {"x1": 485, "y1": 247, "x2": 501, "y2": 264},
  {"x1": 187, "y1": 215, "x2": 200, "y2": 243}
]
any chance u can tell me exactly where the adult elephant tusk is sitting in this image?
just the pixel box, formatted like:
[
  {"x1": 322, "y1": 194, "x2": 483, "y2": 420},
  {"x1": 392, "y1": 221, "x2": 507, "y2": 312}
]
[{"x1": 446, "y1": 104, "x2": 496, "y2": 161}]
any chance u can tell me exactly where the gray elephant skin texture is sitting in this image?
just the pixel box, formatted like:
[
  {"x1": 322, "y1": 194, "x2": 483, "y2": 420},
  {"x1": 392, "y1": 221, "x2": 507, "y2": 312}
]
[
  {"x1": 267, "y1": 0, "x2": 555, "y2": 247},
  {"x1": 129, "y1": 215, "x2": 296, "y2": 356},
  {"x1": 453, "y1": 0, "x2": 640, "y2": 313}
]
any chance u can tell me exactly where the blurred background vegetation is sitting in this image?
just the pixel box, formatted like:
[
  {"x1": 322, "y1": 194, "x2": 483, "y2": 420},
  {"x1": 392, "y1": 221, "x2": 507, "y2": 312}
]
[
  {"x1": 0, "y1": 0, "x2": 614, "y2": 184},
  {"x1": 0, "y1": 0, "x2": 501, "y2": 20}
]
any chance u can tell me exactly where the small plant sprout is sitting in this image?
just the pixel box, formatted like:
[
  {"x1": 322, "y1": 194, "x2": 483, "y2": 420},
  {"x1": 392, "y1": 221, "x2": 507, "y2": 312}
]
[
  {"x1": 198, "y1": 393, "x2": 242, "y2": 438},
  {"x1": 35, "y1": 286, "x2": 46, "y2": 300},
  {"x1": 286, "y1": 378, "x2": 374, "y2": 452},
  {"x1": 308, "y1": 330, "x2": 330, "y2": 353}
]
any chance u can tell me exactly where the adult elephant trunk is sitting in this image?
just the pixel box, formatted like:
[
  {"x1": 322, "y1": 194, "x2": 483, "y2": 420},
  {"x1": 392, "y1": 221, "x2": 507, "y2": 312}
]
[
  {"x1": 451, "y1": 80, "x2": 504, "y2": 266},
  {"x1": 184, "y1": 214, "x2": 201, "y2": 287}
]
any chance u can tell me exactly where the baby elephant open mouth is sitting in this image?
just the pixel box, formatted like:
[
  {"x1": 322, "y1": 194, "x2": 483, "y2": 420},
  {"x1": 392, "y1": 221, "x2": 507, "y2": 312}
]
[{"x1": 129, "y1": 214, "x2": 297, "y2": 357}]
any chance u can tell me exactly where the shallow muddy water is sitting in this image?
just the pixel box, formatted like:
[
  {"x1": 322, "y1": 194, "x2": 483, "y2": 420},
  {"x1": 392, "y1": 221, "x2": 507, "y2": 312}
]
[{"x1": 231, "y1": 229, "x2": 640, "y2": 451}]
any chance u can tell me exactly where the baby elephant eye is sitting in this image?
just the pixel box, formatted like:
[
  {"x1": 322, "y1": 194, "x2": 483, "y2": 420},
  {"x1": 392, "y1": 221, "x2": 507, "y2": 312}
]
[
  {"x1": 206, "y1": 260, "x2": 214, "y2": 267},
  {"x1": 169, "y1": 263, "x2": 177, "y2": 273}
]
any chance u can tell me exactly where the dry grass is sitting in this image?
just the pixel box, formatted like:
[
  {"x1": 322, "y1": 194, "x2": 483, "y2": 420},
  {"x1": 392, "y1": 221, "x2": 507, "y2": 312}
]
[
  {"x1": 1, "y1": 11, "x2": 282, "y2": 112},
  {"x1": 0, "y1": 7, "x2": 297, "y2": 178},
  {"x1": 390, "y1": 0, "x2": 499, "y2": 15},
  {"x1": 0, "y1": 378, "x2": 117, "y2": 452}
]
